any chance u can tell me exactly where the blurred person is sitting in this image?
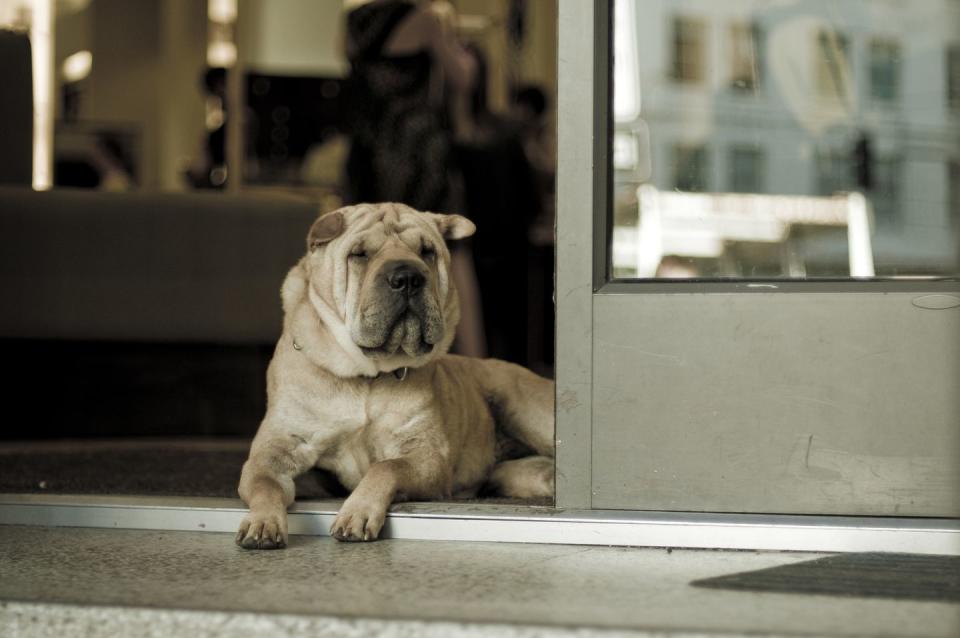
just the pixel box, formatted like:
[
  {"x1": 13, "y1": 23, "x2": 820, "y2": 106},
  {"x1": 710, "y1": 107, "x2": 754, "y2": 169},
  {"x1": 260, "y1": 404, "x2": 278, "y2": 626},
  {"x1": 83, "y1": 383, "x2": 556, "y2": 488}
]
[
  {"x1": 343, "y1": 0, "x2": 474, "y2": 209},
  {"x1": 509, "y1": 85, "x2": 555, "y2": 181},
  {"x1": 507, "y1": 83, "x2": 556, "y2": 249},
  {"x1": 343, "y1": 0, "x2": 486, "y2": 357},
  {"x1": 453, "y1": 44, "x2": 544, "y2": 366}
]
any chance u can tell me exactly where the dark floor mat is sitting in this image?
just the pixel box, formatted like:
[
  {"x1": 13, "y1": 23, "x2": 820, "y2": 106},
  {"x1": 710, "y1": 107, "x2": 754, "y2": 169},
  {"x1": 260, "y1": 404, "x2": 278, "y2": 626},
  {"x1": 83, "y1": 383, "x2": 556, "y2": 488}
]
[
  {"x1": 0, "y1": 442, "x2": 551, "y2": 506},
  {"x1": 692, "y1": 552, "x2": 960, "y2": 602},
  {"x1": 0, "y1": 445, "x2": 336, "y2": 499}
]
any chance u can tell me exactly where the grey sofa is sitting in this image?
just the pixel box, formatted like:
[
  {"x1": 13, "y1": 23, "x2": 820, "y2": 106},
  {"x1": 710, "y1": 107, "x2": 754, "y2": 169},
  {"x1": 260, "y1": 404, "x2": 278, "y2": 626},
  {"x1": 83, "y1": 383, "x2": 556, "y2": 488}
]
[{"x1": 0, "y1": 187, "x2": 319, "y2": 438}]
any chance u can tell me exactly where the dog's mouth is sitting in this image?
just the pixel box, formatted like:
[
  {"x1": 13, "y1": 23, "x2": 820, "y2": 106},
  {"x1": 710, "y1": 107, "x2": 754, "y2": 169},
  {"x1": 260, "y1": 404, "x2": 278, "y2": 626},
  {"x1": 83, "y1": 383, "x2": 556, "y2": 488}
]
[
  {"x1": 354, "y1": 299, "x2": 445, "y2": 359},
  {"x1": 358, "y1": 310, "x2": 433, "y2": 358}
]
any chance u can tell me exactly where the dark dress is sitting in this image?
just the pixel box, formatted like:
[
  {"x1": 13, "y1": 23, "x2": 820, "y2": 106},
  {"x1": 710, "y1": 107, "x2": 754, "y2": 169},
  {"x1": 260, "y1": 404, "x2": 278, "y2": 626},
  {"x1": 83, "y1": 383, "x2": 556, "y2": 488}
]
[
  {"x1": 344, "y1": 0, "x2": 452, "y2": 211},
  {"x1": 456, "y1": 117, "x2": 541, "y2": 365}
]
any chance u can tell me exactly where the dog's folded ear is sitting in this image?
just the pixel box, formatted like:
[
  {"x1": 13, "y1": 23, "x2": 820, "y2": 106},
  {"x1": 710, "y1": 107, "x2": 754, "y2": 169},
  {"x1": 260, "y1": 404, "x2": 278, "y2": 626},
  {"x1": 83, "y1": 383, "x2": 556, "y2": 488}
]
[
  {"x1": 430, "y1": 213, "x2": 476, "y2": 241},
  {"x1": 308, "y1": 211, "x2": 346, "y2": 250}
]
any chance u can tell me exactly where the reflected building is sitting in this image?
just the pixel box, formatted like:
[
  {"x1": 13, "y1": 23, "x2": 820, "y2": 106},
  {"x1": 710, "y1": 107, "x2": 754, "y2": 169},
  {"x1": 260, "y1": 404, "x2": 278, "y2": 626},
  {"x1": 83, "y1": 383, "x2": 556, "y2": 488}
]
[{"x1": 613, "y1": 0, "x2": 960, "y2": 277}]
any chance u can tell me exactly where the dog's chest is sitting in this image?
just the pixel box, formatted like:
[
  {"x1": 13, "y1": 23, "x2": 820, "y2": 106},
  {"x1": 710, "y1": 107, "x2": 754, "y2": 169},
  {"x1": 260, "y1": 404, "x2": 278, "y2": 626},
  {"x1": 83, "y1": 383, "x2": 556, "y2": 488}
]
[
  {"x1": 311, "y1": 378, "x2": 435, "y2": 489},
  {"x1": 319, "y1": 434, "x2": 370, "y2": 490}
]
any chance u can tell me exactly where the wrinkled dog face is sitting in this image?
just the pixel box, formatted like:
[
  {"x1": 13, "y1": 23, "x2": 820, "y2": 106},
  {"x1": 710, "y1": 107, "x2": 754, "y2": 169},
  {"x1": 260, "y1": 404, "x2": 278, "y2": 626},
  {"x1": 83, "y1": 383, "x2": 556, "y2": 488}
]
[{"x1": 306, "y1": 203, "x2": 475, "y2": 368}]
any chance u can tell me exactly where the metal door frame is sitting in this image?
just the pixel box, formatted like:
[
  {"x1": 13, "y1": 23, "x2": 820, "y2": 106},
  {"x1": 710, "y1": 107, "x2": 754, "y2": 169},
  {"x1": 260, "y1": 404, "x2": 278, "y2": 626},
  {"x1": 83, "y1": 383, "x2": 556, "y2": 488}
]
[{"x1": 554, "y1": 0, "x2": 959, "y2": 520}]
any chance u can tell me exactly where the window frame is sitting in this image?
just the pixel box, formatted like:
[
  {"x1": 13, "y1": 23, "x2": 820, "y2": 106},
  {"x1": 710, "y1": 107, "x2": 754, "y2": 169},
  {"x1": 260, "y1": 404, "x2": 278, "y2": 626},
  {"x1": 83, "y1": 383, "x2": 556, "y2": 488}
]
[{"x1": 556, "y1": 0, "x2": 960, "y2": 521}]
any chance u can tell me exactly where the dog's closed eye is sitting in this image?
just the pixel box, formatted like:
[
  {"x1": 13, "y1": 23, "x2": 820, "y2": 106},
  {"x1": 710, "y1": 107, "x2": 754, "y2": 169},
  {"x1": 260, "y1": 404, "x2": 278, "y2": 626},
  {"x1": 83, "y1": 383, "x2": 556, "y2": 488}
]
[{"x1": 349, "y1": 246, "x2": 368, "y2": 260}]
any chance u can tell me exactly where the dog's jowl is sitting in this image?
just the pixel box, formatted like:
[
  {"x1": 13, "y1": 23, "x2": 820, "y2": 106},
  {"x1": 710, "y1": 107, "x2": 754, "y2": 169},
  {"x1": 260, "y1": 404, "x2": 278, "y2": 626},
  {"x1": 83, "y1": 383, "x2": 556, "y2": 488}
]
[{"x1": 236, "y1": 203, "x2": 555, "y2": 549}]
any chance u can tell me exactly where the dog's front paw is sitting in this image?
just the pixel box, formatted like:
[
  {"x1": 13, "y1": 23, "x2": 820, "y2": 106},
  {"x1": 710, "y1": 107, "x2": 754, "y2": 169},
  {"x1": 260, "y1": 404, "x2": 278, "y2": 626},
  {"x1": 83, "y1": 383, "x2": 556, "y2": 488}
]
[
  {"x1": 236, "y1": 508, "x2": 288, "y2": 550},
  {"x1": 330, "y1": 496, "x2": 386, "y2": 542}
]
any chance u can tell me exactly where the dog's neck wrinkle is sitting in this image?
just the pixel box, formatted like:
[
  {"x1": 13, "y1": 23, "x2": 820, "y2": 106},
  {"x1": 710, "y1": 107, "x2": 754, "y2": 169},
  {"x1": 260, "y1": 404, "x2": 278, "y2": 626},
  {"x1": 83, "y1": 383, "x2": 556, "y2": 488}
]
[
  {"x1": 305, "y1": 285, "x2": 379, "y2": 378},
  {"x1": 294, "y1": 288, "x2": 435, "y2": 380}
]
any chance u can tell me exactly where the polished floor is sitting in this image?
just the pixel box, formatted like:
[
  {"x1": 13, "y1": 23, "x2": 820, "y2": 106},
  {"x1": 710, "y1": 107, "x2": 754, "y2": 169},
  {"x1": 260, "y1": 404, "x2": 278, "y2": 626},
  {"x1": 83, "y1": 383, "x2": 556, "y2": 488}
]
[{"x1": 1, "y1": 525, "x2": 957, "y2": 637}]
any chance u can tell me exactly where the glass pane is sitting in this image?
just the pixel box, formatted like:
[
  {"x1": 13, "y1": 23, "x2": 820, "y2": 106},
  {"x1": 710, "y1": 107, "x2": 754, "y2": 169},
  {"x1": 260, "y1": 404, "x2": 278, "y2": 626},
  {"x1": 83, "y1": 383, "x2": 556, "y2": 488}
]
[{"x1": 610, "y1": 0, "x2": 960, "y2": 279}]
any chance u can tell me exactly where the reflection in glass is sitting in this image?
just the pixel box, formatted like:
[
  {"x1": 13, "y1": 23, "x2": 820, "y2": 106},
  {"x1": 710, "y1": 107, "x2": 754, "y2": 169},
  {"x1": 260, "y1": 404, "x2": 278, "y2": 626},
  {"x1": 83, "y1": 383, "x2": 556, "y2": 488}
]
[
  {"x1": 728, "y1": 22, "x2": 761, "y2": 94},
  {"x1": 670, "y1": 16, "x2": 707, "y2": 84},
  {"x1": 868, "y1": 38, "x2": 900, "y2": 103},
  {"x1": 611, "y1": 0, "x2": 960, "y2": 279}
]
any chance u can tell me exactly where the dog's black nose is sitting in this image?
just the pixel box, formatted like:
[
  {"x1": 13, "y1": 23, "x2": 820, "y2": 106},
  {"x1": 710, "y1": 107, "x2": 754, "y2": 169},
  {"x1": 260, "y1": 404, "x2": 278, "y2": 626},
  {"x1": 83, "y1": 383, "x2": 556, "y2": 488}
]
[{"x1": 387, "y1": 265, "x2": 425, "y2": 295}]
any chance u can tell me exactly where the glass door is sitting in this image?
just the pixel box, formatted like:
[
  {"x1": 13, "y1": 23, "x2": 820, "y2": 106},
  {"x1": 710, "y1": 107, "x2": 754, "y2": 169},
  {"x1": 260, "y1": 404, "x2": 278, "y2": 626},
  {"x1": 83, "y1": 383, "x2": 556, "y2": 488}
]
[{"x1": 556, "y1": 0, "x2": 960, "y2": 517}]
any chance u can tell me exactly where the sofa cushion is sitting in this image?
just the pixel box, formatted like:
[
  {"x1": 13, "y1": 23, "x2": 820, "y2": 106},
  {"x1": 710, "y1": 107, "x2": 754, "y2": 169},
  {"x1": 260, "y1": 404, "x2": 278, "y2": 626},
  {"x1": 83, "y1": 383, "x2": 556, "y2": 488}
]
[{"x1": 0, "y1": 187, "x2": 318, "y2": 344}]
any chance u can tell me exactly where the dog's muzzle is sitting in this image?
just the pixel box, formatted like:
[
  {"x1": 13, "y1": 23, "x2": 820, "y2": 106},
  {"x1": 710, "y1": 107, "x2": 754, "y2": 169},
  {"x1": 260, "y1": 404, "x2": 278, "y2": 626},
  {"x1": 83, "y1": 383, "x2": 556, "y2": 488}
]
[{"x1": 352, "y1": 259, "x2": 443, "y2": 357}]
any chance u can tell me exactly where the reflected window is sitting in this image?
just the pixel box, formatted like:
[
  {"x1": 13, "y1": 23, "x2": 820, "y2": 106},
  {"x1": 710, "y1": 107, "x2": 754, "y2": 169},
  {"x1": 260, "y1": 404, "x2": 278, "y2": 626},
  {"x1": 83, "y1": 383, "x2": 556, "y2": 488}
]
[
  {"x1": 612, "y1": 1, "x2": 958, "y2": 280},
  {"x1": 815, "y1": 30, "x2": 850, "y2": 100},
  {"x1": 869, "y1": 39, "x2": 900, "y2": 103},
  {"x1": 948, "y1": 45, "x2": 960, "y2": 108},
  {"x1": 672, "y1": 144, "x2": 709, "y2": 192},
  {"x1": 671, "y1": 17, "x2": 707, "y2": 84},
  {"x1": 729, "y1": 22, "x2": 761, "y2": 93},
  {"x1": 728, "y1": 146, "x2": 764, "y2": 193}
]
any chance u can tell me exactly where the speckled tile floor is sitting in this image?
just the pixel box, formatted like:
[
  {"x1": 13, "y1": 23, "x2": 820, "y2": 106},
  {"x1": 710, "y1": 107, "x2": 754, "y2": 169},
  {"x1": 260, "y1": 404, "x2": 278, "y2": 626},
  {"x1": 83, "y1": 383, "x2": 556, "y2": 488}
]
[{"x1": 0, "y1": 526, "x2": 957, "y2": 637}]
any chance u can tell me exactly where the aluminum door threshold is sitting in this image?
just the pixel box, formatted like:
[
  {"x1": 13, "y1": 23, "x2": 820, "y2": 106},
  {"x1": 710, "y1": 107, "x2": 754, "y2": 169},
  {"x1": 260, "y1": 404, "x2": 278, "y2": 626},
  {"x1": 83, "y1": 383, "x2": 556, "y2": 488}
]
[{"x1": 1, "y1": 494, "x2": 957, "y2": 555}]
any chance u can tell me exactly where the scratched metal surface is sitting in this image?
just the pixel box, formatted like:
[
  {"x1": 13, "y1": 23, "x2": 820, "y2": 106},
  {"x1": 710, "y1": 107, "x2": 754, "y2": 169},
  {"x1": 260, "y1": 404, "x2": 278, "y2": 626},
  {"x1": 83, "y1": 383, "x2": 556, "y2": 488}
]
[
  {"x1": 590, "y1": 292, "x2": 960, "y2": 516},
  {"x1": 553, "y1": 0, "x2": 599, "y2": 509}
]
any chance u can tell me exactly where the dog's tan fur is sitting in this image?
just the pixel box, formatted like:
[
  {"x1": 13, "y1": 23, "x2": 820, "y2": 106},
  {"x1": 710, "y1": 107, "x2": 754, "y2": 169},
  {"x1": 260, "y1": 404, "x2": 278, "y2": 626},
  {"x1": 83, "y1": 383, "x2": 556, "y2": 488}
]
[{"x1": 236, "y1": 203, "x2": 554, "y2": 548}]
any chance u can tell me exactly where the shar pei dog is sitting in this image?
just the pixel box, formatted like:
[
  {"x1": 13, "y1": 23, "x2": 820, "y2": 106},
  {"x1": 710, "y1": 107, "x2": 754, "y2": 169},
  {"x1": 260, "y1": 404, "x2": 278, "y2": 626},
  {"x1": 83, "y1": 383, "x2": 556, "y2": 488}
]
[{"x1": 236, "y1": 203, "x2": 554, "y2": 549}]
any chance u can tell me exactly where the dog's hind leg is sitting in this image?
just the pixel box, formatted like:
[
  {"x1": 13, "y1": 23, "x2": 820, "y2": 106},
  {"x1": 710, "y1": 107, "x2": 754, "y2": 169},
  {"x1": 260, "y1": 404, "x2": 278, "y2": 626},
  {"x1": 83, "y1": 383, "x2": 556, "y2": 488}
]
[
  {"x1": 477, "y1": 358, "x2": 555, "y2": 458},
  {"x1": 486, "y1": 455, "x2": 554, "y2": 499}
]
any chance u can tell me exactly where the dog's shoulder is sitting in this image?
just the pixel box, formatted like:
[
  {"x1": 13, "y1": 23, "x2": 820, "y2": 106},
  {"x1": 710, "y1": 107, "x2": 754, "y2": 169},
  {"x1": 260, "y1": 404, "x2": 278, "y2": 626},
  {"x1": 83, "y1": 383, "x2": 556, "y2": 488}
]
[
  {"x1": 431, "y1": 354, "x2": 520, "y2": 386},
  {"x1": 431, "y1": 353, "x2": 485, "y2": 383}
]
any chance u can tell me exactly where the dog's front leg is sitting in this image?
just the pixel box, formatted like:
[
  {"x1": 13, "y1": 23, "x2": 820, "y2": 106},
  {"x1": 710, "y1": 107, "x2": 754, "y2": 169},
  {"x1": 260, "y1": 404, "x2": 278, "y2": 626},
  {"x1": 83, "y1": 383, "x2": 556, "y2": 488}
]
[
  {"x1": 236, "y1": 435, "x2": 317, "y2": 550},
  {"x1": 331, "y1": 456, "x2": 450, "y2": 542}
]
